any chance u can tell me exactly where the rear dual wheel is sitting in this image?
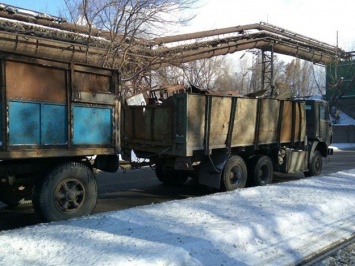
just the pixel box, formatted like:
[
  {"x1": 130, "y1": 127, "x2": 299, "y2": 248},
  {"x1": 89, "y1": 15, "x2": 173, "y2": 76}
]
[
  {"x1": 155, "y1": 163, "x2": 189, "y2": 186},
  {"x1": 221, "y1": 156, "x2": 248, "y2": 191},
  {"x1": 248, "y1": 155, "x2": 273, "y2": 186}
]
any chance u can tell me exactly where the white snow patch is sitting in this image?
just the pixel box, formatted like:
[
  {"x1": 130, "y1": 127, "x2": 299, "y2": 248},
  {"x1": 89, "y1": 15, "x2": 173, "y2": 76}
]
[{"x1": 0, "y1": 168, "x2": 355, "y2": 265}]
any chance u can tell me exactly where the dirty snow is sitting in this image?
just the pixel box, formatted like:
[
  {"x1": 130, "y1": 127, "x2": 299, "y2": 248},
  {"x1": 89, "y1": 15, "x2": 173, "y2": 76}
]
[{"x1": 0, "y1": 144, "x2": 354, "y2": 265}]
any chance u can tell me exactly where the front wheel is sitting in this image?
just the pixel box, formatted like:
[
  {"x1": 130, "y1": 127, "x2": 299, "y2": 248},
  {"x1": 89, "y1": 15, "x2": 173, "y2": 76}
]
[
  {"x1": 304, "y1": 150, "x2": 322, "y2": 177},
  {"x1": 221, "y1": 156, "x2": 248, "y2": 191},
  {"x1": 32, "y1": 162, "x2": 97, "y2": 222}
]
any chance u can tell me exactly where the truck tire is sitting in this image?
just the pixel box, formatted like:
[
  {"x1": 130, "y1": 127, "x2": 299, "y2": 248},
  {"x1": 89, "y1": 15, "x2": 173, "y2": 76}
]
[
  {"x1": 155, "y1": 163, "x2": 170, "y2": 184},
  {"x1": 248, "y1": 155, "x2": 273, "y2": 186},
  {"x1": 221, "y1": 156, "x2": 247, "y2": 191},
  {"x1": 0, "y1": 184, "x2": 33, "y2": 207},
  {"x1": 155, "y1": 164, "x2": 188, "y2": 186},
  {"x1": 304, "y1": 150, "x2": 322, "y2": 177},
  {"x1": 32, "y1": 162, "x2": 97, "y2": 222}
]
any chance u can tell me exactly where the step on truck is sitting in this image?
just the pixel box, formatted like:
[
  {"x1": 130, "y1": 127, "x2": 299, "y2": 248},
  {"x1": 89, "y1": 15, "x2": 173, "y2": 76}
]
[
  {"x1": 0, "y1": 53, "x2": 120, "y2": 221},
  {"x1": 121, "y1": 92, "x2": 333, "y2": 190}
]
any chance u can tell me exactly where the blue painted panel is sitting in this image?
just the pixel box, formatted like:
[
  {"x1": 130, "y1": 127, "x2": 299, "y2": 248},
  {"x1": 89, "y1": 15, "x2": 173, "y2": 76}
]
[
  {"x1": 41, "y1": 104, "x2": 67, "y2": 145},
  {"x1": 72, "y1": 106, "x2": 112, "y2": 145},
  {"x1": 9, "y1": 101, "x2": 40, "y2": 145}
]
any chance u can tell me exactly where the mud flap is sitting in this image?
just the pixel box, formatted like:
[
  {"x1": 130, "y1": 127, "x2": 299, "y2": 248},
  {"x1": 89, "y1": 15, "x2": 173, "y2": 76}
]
[{"x1": 198, "y1": 152, "x2": 230, "y2": 189}]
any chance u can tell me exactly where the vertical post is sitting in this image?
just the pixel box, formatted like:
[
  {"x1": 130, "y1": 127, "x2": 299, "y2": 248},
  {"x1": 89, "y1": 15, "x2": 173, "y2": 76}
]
[
  {"x1": 226, "y1": 97, "x2": 237, "y2": 152},
  {"x1": 254, "y1": 99, "x2": 262, "y2": 150},
  {"x1": 0, "y1": 59, "x2": 7, "y2": 151},
  {"x1": 261, "y1": 47, "x2": 275, "y2": 96},
  {"x1": 68, "y1": 63, "x2": 74, "y2": 149},
  {"x1": 204, "y1": 95, "x2": 212, "y2": 155},
  {"x1": 277, "y1": 100, "x2": 284, "y2": 147}
]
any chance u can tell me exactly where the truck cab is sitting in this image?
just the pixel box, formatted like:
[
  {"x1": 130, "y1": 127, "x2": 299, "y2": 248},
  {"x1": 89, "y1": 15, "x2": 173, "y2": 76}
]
[{"x1": 304, "y1": 99, "x2": 333, "y2": 151}]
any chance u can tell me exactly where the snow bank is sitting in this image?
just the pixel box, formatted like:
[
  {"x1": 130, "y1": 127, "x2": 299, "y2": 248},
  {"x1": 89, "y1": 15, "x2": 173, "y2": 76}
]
[{"x1": 0, "y1": 169, "x2": 354, "y2": 265}]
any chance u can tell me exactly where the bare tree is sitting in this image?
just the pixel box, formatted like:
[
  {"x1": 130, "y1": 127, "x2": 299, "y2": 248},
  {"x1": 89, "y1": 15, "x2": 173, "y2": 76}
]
[
  {"x1": 153, "y1": 56, "x2": 242, "y2": 92},
  {"x1": 326, "y1": 60, "x2": 355, "y2": 108},
  {"x1": 63, "y1": 0, "x2": 197, "y2": 94}
]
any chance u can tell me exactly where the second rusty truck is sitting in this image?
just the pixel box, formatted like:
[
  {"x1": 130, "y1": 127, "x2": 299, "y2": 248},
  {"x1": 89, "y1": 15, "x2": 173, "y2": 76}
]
[{"x1": 121, "y1": 92, "x2": 333, "y2": 191}]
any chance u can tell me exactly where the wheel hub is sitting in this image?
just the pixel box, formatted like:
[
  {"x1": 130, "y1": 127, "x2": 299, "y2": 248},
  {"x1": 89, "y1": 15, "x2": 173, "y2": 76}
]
[
  {"x1": 54, "y1": 178, "x2": 85, "y2": 213},
  {"x1": 230, "y1": 166, "x2": 242, "y2": 185}
]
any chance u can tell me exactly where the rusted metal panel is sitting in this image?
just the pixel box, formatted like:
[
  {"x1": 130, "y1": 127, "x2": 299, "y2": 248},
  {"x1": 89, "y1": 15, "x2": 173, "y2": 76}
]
[
  {"x1": 122, "y1": 106, "x2": 172, "y2": 146},
  {"x1": 258, "y1": 99, "x2": 280, "y2": 144},
  {"x1": 0, "y1": 147, "x2": 117, "y2": 159},
  {"x1": 209, "y1": 97, "x2": 231, "y2": 147},
  {"x1": 294, "y1": 102, "x2": 306, "y2": 142},
  {"x1": 73, "y1": 71, "x2": 111, "y2": 93},
  {"x1": 186, "y1": 95, "x2": 205, "y2": 151},
  {"x1": 6, "y1": 60, "x2": 66, "y2": 103},
  {"x1": 280, "y1": 101, "x2": 293, "y2": 142},
  {"x1": 231, "y1": 98, "x2": 258, "y2": 146}
]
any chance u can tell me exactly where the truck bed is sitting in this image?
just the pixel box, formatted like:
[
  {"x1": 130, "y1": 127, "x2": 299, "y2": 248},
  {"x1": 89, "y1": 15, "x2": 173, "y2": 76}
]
[{"x1": 122, "y1": 93, "x2": 306, "y2": 157}]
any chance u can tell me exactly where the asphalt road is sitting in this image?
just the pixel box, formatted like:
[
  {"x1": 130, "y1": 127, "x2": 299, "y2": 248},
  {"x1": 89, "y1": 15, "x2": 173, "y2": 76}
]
[{"x1": 0, "y1": 150, "x2": 354, "y2": 231}]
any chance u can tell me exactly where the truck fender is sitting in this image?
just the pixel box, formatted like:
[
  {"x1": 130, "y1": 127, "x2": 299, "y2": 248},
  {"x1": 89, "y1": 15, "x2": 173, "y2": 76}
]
[
  {"x1": 198, "y1": 152, "x2": 230, "y2": 189},
  {"x1": 308, "y1": 141, "x2": 320, "y2": 162}
]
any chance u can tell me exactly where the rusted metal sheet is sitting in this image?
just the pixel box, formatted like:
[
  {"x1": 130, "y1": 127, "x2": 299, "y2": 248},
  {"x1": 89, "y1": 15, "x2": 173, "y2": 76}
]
[
  {"x1": 186, "y1": 95, "x2": 205, "y2": 152},
  {"x1": 122, "y1": 93, "x2": 307, "y2": 157},
  {"x1": 231, "y1": 98, "x2": 258, "y2": 145},
  {"x1": 122, "y1": 106, "x2": 173, "y2": 146},
  {"x1": 258, "y1": 99, "x2": 280, "y2": 144},
  {"x1": 74, "y1": 72, "x2": 112, "y2": 93},
  {"x1": 6, "y1": 60, "x2": 66, "y2": 103},
  {"x1": 209, "y1": 97, "x2": 231, "y2": 147}
]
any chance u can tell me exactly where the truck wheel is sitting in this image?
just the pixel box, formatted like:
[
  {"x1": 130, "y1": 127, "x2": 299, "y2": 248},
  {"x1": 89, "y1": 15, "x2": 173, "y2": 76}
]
[
  {"x1": 169, "y1": 171, "x2": 189, "y2": 186},
  {"x1": 0, "y1": 184, "x2": 33, "y2": 207},
  {"x1": 32, "y1": 162, "x2": 97, "y2": 222},
  {"x1": 155, "y1": 163, "x2": 170, "y2": 184},
  {"x1": 248, "y1": 155, "x2": 273, "y2": 186},
  {"x1": 155, "y1": 164, "x2": 188, "y2": 185},
  {"x1": 221, "y1": 156, "x2": 247, "y2": 191},
  {"x1": 304, "y1": 150, "x2": 322, "y2": 177}
]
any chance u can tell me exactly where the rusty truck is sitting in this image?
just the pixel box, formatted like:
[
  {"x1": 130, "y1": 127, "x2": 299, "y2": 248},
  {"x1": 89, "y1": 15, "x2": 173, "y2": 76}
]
[
  {"x1": 0, "y1": 53, "x2": 120, "y2": 221},
  {"x1": 121, "y1": 92, "x2": 333, "y2": 191}
]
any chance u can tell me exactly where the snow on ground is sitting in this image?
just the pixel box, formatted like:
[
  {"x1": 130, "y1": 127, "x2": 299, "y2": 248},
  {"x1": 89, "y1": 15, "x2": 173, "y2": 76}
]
[
  {"x1": 336, "y1": 110, "x2": 355, "y2": 125},
  {"x1": 0, "y1": 143, "x2": 354, "y2": 266}
]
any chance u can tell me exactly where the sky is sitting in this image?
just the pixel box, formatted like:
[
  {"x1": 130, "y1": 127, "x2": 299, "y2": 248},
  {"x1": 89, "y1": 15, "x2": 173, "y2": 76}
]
[
  {"x1": 2, "y1": 0, "x2": 355, "y2": 51},
  {"x1": 0, "y1": 157, "x2": 354, "y2": 265}
]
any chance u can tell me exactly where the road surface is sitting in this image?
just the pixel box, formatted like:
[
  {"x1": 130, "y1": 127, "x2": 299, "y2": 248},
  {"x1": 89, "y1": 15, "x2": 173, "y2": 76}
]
[{"x1": 0, "y1": 150, "x2": 353, "y2": 231}]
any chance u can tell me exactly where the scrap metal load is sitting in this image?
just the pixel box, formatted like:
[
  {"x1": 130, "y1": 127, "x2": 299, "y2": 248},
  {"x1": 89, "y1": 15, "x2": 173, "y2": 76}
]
[{"x1": 0, "y1": 3, "x2": 349, "y2": 70}]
